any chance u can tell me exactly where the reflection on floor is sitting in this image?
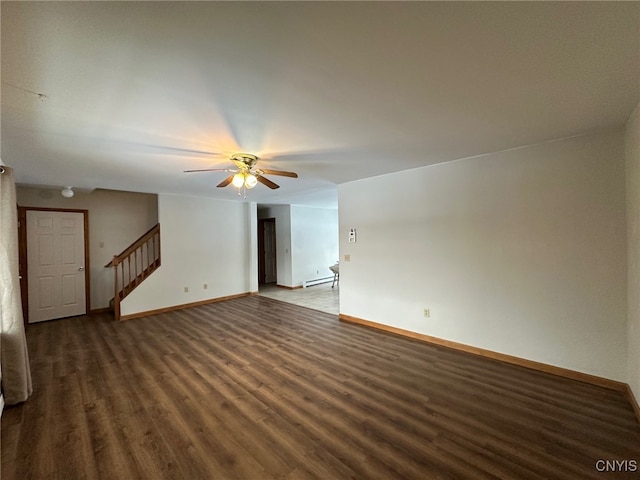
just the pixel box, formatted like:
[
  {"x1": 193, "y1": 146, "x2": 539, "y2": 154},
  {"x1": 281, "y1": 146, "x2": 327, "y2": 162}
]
[{"x1": 259, "y1": 282, "x2": 339, "y2": 315}]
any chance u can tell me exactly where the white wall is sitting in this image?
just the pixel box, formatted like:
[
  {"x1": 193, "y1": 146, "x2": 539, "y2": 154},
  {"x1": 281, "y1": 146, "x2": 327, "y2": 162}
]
[
  {"x1": 16, "y1": 187, "x2": 158, "y2": 309},
  {"x1": 339, "y1": 129, "x2": 627, "y2": 381},
  {"x1": 246, "y1": 202, "x2": 259, "y2": 294},
  {"x1": 291, "y1": 205, "x2": 339, "y2": 286},
  {"x1": 626, "y1": 103, "x2": 640, "y2": 397},
  {"x1": 121, "y1": 194, "x2": 256, "y2": 316}
]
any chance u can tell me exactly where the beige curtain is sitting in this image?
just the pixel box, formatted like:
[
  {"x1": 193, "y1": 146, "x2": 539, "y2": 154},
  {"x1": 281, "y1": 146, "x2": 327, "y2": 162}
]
[{"x1": 0, "y1": 165, "x2": 32, "y2": 405}]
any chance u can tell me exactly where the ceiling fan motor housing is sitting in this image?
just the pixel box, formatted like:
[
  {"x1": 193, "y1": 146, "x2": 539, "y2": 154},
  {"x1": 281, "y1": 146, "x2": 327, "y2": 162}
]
[{"x1": 231, "y1": 153, "x2": 258, "y2": 168}]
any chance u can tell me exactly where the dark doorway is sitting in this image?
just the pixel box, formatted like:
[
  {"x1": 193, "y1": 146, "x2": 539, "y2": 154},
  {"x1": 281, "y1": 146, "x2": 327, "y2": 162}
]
[{"x1": 258, "y1": 218, "x2": 277, "y2": 284}]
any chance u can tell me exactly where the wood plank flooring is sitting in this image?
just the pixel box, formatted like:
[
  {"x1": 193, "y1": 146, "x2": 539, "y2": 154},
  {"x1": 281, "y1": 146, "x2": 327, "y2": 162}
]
[
  {"x1": 2, "y1": 295, "x2": 639, "y2": 479},
  {"x1": 259, "y1": 283, "x2": 339, "y2": 315}
]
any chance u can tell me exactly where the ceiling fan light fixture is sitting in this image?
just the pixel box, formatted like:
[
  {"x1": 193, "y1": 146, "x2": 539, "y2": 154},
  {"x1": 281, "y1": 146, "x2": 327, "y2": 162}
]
[
  {"x1": 186, "y1": 152, "x2": 297, "y2": 194},
  {"x1": 245, "y1": 174, "x2": 258, "y2": 189},
  {"x1": 232, "y1": 173, "x2": 245, "y2": 188}
]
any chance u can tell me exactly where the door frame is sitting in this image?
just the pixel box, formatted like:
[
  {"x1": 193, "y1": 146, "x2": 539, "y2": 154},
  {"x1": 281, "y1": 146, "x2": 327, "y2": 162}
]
[
  {"x1": 18, "y1": 207, "x2": 90, "y2": 326},
  {"x1": 258, "y1": 218, "x2": 276, "y2": 285}
]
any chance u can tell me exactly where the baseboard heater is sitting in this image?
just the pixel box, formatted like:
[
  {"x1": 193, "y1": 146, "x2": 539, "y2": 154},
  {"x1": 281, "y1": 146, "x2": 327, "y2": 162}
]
[{"x1": 303, "y1": 276, "x2": 334, "y2": 288}]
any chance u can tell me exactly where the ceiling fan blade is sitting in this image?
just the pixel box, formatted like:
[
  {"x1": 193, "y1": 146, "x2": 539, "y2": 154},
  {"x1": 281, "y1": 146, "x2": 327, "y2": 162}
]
[
  {"x1": 217, "y1": 175, "x2": 235, "y2": 188},
  {"x1": 183, "y1": 168, "x2": 232, "y2": 173},
  {"x1": 259, "y1": 169, "x2": 298, "y2": 178},
  {"x1": 143, "y1": 146, "x2": 223, "y2": 156},
  {"x1": 257, "y1": 176, "x2": 280, "y2": 189}
]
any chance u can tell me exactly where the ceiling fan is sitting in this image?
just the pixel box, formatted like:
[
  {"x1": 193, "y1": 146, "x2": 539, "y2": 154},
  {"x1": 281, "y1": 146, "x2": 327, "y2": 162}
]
[{"x1": 184, "y1": 153, "x2": 298, "y2": 195}]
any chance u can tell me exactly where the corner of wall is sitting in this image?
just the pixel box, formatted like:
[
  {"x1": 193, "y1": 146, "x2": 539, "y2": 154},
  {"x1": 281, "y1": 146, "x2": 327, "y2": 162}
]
[{"x1": 626, "y1": 101, "x2": 640, "y2": 401}]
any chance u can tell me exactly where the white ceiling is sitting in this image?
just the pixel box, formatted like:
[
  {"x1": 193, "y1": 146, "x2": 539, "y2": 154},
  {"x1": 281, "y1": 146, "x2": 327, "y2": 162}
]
[{"x1": 2, "y1": 1, "x2": 638, "y2": 208}]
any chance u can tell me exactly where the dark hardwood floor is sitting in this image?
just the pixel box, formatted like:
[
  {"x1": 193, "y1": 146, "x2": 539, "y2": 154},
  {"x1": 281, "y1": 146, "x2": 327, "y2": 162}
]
[{"x1": 3, "y1": 295, "x2": 639, "y2": 479}]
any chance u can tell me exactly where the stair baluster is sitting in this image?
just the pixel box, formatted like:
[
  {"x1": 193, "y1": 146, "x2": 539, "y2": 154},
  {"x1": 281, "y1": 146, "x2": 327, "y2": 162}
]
[{"x1": 106, "y1": 223, "x2": 161, "y2": 320}]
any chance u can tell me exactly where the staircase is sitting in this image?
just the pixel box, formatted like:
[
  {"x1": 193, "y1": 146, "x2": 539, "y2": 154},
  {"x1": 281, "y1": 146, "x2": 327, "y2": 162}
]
[{"x1": 106, "y1": 224, "x2": 161, "y2": 320}]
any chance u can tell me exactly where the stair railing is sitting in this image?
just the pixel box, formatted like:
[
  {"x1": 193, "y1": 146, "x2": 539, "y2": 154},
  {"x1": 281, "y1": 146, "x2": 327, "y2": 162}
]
[{"x1": 106, "y1": 223, "x2": 161, "y2": 320}]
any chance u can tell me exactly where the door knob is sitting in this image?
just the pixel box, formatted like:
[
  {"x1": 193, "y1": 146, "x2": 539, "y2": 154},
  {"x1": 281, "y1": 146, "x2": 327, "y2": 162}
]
[{"x1": 79, "y1": 267, "x2": 84, "y2": 271}]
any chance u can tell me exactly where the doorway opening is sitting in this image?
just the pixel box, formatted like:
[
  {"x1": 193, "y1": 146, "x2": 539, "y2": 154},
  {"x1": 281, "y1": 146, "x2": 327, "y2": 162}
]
[
  {"x1": 256, "y1": 208, "x2": 339, "y2": 315},
  {"x1": 258, "y1": 217, "x2": 277, "y2": 286}
]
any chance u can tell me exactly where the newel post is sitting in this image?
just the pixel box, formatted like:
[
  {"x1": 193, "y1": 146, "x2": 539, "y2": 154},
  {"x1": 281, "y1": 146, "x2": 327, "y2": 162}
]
[{"x1": 111, "y1": 255, "x2": 120, "y2": 320}]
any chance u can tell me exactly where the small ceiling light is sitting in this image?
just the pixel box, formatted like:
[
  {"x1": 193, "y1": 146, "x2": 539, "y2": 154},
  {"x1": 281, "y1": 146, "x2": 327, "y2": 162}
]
[
  {"x1": 61, "y1": 186, "x2": 74, "y2": 198},
  {"x1": 245, "y1": 174, "x2": 258, "y2": 189},
  {"x1": 232, "y1": 173, "x2": 245, "y2": 188}
]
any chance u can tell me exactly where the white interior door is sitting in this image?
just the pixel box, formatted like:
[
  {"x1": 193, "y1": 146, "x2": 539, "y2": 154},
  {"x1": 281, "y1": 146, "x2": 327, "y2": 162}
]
[{"x1": 27, "y1": 210, "x2": 86, "y2": 323}]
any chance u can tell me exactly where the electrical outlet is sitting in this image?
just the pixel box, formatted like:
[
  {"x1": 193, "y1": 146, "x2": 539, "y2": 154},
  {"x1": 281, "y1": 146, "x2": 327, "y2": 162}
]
[
  {"x1": 423, "y1": 308, "x2": 430, "y2": 318},
  {"x1": 203, "y1": 283, "x2": 208, "y2": 290},
  {"x1": 184, "y1": 287, "x2": 189, "y2": 293}
]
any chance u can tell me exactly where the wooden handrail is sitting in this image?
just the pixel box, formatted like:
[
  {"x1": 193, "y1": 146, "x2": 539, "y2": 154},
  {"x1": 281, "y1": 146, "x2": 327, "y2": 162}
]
[
  {"x1": 106, "y1": 223, "x2": 161, "y2": 320},
  {"x1": 105, "y1": 224, "x2": 161, "y2": 267}
]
